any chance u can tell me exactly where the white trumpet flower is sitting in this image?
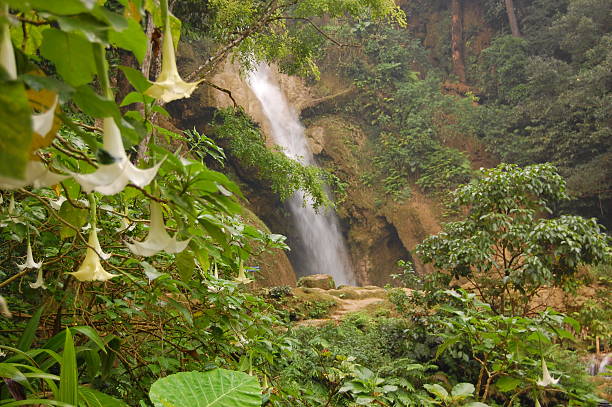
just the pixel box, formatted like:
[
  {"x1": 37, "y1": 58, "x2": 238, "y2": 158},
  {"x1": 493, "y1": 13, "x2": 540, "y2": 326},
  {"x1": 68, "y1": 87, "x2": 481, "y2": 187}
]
[
  {"x1": 17, "y1": 240, "x2": 42, "y2": 270},
  {"x1": 29, "y1": 268, "x2": 46, "y2": 289},
  {"x1": 234, "y1": 261, "x2": 253, "y2": 285},
  {"x1": 73, "y1": 118, "x2": 163, "y2": 195},
  {"x1": 1, "y1": 10, "x2": 17, "y2": 80},
  {"x1": 537, "y1": 358, "x2": 559, "y2": 387},
  {"x1": 68, "y1": 227, "x2": 117, "y2": 282},
  {"x1": 125, "y1": 201, "x2": 190, "y2": 256},
  {"x1": 0, "y1": 295, "x2": 11, "y2": 318},
  {"x1": 144, "y1": 13, "x2": 202, "y2": 103},
  {"x1": 50, "y1": 195, "x2": 67, "y2": 211},
  {"x1": 0, "y1": 161, "x2": 68, "y2": 191},
  {"x1": 32, "y1": 96, "x2": 59, "y2": 138}
]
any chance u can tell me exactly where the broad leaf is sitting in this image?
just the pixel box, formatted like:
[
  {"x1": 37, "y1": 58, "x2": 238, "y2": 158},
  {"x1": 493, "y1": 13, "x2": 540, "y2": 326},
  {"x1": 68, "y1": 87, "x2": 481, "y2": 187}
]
[
  {"x1": 149, "y1": 369, "x2": 262, "y2": 407},
  {"x1": 176, "y1": 251, "x2": 195, "y2": 282},
  {"x1": 495, "y1": 376, "x2": 522, "y2": 392},
  {"x1": 109, "y1": 18, "x2": 147, "y2": 63},
  {"x1": 424, "y1": 383, "x2": 449, "y2": 400},
  {"x1": 79, "y1": 386, "x2": 128, "y2": 407},
  {"x1": 6, "y1": 0, "x2": 95, "y2": 15},
  {"x1": 58, "y1": 201, "x2": 89, "y2": 239},
  {"x1": 40, "y1": 29, "x2": 96, "y2": 87},
  {"x1": 0, "y1": 79, "x2": 31, "y2": 180},
  {"x1": 451, "y1": 382, "x2": 475, "y2": 398}
]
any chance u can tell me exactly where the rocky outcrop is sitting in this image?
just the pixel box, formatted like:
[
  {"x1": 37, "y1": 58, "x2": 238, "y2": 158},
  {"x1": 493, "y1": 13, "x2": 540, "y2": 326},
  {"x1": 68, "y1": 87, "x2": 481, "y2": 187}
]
[
  {"x1": 172, "y1": 49, "x2": 442, "y2": 287},
  {"x1": 305, "y1": 115, "x2": 440, "y2": 285},
  {"x1": 297, "y1": 274, "x2": 336, "y2": 290}
]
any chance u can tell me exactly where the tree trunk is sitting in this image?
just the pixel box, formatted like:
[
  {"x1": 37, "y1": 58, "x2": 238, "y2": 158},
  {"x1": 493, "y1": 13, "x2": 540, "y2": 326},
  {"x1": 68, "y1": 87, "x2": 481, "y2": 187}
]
[
  {"x1": 504, "y1": 0, "x2": 522, "y2": 37},
  {"x1": 451, "y1": 0, "x2": 466, "y2": 83}
]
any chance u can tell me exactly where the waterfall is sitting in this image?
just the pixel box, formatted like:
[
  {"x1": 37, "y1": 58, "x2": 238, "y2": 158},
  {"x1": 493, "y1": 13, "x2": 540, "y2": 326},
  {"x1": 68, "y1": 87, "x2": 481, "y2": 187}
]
[{"x1": 247, "y1": 64, "x2": 355, "y2": 286}]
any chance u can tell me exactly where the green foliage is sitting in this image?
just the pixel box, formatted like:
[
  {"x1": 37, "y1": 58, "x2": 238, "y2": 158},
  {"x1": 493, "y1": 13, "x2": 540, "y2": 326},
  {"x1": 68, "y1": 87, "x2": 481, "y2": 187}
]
[
  {"x1": 213, "y1": 108, "x2": 343, "y2": 208},
  {"x1": 0, "y1": 79, "x2": 31, "y2": 180},
  {"x1": 149, "y1": 369, "x2": 262, "y2": 407},
  {"x1": 418, "y1": 164, "x2": 611, "y2": 315},
  {"x1": 324, "y1": 24, "x2": 475, "y2": 198},
  {"x1": 430, "y1": 290, "x2": 601, "y2": 406},
  {"x1": 173, "y1": 0, "x2": 404, "y2": 78},
  {"x1": 474, "y1": 0, "x2": 612, "y2": 226}
]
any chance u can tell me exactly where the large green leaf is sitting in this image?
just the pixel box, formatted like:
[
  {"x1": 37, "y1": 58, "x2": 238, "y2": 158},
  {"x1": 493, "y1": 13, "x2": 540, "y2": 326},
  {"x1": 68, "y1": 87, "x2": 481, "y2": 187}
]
[
  {"x1": 6, "y1": 0, "x2": 95, "y2": 15},
  {"x1": 451, "y1": 382, "x2": 475, "y2": 398},
  {"x1": 40, "y1": 29, "x2": 96, "y2": 86},
  {"x1": 58, "y1": 200, "x2": 89, "y2": 239},
  {"x1": 58, "y1": 330, "x2": 78, "y2": 405},
  {"x1": 79, "y1": 386, "x2": 128, "y2": 407},
  {"x1": 0, "y1": 79, "x2": 31, "y2": 180},
  {"x1": 149, "y1": 369, "x2": 262, "y2": 407},
  {"x1": 494, "y1": 376, "x2": 522, "y2": 392},
  {"x1": 109, "y1": 18, "x2": 147, "y2": 63},
  {"x1": 16, "y1": 306, "x2": 45, "y2": 352}
]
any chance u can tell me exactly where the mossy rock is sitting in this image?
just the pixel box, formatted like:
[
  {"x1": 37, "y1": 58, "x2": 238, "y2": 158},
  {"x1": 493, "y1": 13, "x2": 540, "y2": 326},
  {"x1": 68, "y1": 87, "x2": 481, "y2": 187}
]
[{"x1": 297, "y1": 274, "x2": 336, "y2": 290}]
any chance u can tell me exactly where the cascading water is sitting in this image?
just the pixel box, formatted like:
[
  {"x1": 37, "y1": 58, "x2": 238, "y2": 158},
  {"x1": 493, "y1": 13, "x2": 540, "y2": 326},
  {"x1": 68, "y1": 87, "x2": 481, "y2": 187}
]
[{"x1": 247, "y1": 64, "x2": 356, "y2": 286}]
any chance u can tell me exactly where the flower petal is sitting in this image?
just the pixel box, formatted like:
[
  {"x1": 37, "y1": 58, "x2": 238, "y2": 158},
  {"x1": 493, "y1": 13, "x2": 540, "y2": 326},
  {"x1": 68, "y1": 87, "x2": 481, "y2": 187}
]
[
  {"x1": 32, "y1": 96, "x2": 59, "y2": 138},
  {"x1": 17, "y1": 240, "x2": 42, "y2": 270},
  {"x1": 1, "y1": 16, "x2": 17, "y2": 80},
  {"x1": 0, "y1": 295, "x2": 12, "y2": 318},
  {"x1": 143, "y1": 13, "x2": 201, "y2": 103},
  {"x1": 72, "y1": 118, "x2": 164, "y2": 195},
  {"x1": 0, "y1": 161, "x2": 67, "y2": 190},
  {"x1": 68, "y1": 229, "x2": 117, "y2": 282},
  {"x1": 29, "y1": 268, "x2": 46, "y2": 289},
  {"x1": 125, "y1": 201, "x2": 189, "y2": 256}
]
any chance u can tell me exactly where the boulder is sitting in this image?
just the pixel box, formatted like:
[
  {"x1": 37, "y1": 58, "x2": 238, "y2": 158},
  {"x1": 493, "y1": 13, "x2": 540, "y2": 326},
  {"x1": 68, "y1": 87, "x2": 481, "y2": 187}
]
[{"x1": 298, "y1": 274, "x2": 336, "y2": 290}]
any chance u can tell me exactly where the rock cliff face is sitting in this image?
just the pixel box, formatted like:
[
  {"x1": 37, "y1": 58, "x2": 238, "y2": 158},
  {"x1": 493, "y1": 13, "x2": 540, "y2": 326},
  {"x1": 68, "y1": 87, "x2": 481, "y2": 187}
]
[{"x1": 172, "y1": 50, "x2": 442, "y2": 287}]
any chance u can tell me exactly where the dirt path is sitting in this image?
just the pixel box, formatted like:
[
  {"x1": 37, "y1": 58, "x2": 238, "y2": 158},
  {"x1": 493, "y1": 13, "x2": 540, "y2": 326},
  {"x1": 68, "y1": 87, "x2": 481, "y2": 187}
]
[
  {"x1": 295, "y1": 288, "x2": 389, "y2": 326},
  {"x1": 331, "y1": 296, "x2": 386, "y2": 319}
]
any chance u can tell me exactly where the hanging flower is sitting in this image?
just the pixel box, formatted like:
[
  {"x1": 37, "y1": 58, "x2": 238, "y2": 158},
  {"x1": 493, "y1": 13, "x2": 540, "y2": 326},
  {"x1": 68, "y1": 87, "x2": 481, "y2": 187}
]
[
  {"x1": 29, "y1": 268, "x2": 46, "y2": 289},
  {"x1": 537, "y1": 358, "x2": 559, "y2": 387},
  {"x1": 68, "y1": 194, "x2": 117, "y2": 282},
  {"x1": 0, "y1": 295, "x2": 11, "y2": 318},
  {"x1": 234, "y1": 260, "x2": 253, "y2": 285},
  {"x1": 32, "y1": 96, "x2": 59, "y2": 138},
  {"x1": 0, "y1": 160, "x2": 68, "y2": 190},
  {"x1": 116, "y1": 216, "x2": 135, "y2": 233},
  {"x1": 73, "y1": 118, "x2": 163, "y2": 195},
  {"x1": 69, "y1": 227, "x2": 117, "y2": 282},
  {"x1": 144, "y1": 10, "x2": 202, "y2": 103},
  {"x1": 1, "y1": 9, "x2": 17, "y2": 80},
  {"x1": 17, "y1": 239, "x2": 42, "y2": 270},
  {"x1": 125, "y1": 200, "x2": 190, "y2": 256},
  {"x1": 50, "y1": 195, "x2": 67, "y2": 211}
]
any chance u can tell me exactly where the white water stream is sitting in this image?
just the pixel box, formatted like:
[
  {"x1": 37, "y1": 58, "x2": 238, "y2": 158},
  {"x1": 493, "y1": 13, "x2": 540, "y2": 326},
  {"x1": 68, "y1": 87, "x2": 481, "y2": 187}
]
[{"x1": 247, "y1": 65, "x2": 355, "y2": 286}]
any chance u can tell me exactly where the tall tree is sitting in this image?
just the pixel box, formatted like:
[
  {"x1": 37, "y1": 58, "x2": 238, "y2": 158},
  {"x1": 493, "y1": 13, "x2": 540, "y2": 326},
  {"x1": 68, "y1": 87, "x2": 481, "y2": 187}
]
[
  {"x1": 504, "y1": 0, "x2": 522, "y2": 36},
  {"x1": 450, "y1": 0, "x2": 466, "y2": 82}
]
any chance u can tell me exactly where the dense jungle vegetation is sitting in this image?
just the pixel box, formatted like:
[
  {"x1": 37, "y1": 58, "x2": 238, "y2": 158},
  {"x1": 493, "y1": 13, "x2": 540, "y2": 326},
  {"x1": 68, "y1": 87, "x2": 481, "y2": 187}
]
[{"x1": 0, "y1": 0, "x2": 610, "y2": 406}]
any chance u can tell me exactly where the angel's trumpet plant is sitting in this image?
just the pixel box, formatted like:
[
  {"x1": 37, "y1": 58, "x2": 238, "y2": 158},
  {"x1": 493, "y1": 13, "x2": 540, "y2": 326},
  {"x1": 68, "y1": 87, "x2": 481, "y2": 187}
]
[
  {"x1": 144, "y1": 0, "x2": 202, "y2": 103},
  {"x1": 126, "y1": 200, "x2": 190, "y2": 256},
  {"x1": 72, "y1": 43, "x2": 162, "y2": 195},
  {"x1": 68, "y1": 195, "x2": 117, "y2": 282},
  {"x1": 536, "y1": 358, "x2": 559, "y2": 387},
  {"x1": 0, "y1": 161, "x2": 68, "y2": 190},
  {"x1": 17, "y1": 238, "x2": 42, "y2": 270},
  {"x1": 73, "y1": 117, "x2": 163, "y2": 195},
  {"x1": 0, "y1": 12, "x2": 67, "y2": 190},
  {"x1": 234, "y1": 260, "x2": 253, "y2": 285},
  {"x1": 32, "y1": 96, "x2": 59, "y2": 138},
  {"x1": 0, "y1": 295, "x2": 11, "y2": 318},
  {"x1": 1, "y1": 7, "x2": 16, "y2": 80},
  {"x1": 29, "y1": 268, "x2": 46, "y2": 289}
]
